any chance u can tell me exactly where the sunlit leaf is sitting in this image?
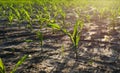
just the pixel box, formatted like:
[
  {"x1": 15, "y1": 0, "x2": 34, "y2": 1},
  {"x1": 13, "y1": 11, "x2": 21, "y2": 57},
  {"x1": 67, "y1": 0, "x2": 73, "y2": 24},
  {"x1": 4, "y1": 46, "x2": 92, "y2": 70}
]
[
  {"x1": 11, "y1": 55, "x2": 28, "y2": 73},
  {"x1": 0, "y1": 58, "x2": 5, "y2": 73},
  {"x1": 47, "y1": 23, "x2": 60, "y2": 29}
]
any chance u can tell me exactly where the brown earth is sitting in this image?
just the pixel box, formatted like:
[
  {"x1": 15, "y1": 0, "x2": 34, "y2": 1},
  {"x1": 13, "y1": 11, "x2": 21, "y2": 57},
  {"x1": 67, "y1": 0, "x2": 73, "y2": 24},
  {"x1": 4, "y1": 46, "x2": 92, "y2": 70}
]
[{"x1": 0, "y1": 7, "x2": 120, "y2": 73}]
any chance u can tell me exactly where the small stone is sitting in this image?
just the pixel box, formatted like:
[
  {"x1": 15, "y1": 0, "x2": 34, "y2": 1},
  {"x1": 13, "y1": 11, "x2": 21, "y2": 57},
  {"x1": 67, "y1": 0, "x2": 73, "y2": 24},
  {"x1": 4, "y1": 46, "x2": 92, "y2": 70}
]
[{"x1": 28, "y1": 54, "x2": 32, "y2": 58}]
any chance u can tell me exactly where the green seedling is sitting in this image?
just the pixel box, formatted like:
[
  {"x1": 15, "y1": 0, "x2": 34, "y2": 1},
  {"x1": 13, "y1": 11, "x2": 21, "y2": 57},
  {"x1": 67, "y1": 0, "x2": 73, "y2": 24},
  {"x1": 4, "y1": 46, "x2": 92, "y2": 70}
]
[
  {"x1": 0, "y1": 55, "x2": 28, "y2": 73},
  {"x1": 0, "y1": 58, "x2": 5, "y2": 73},
  {"x1": 8, "y1": 14, "x2": 13, "y2": 24},
  {"x1": 8, "y1": 10, "x2": 14, "y2": 26},
  {"x1": 36, "y1": 13, "x2": 50, "y2": 29},
  {"x1": 23, "y1": 9, "x2": 30, "y2": 21},
  {"x1": 11, "y1": 55, "x2": 28, "y2": 73},
  {"x1": 109, "y1": 10, "x2": 118, "y2": 31},
  {"x1": 36, "y1": 31, "x2": 43, "y2": 47},
  {"x1": 26, "y1": 24, "x2": 32, "y2": 31},
  {"x1": 36, "y1": 31, "x2": 43, "y2": 52},
  {"x1": 61, "y1": 12, "x2": 66, "y2": 25},
  {"x1": 99, "y1": 8, "x2": 106, "y2": 19},
  {"x1": 22, "y1": 9, "x2": 33, "y2": 30},
  {"x1": 47, "y1": 20, "x2": 84, "y2": 60},
  {"x1": 11, "y1": 7, "x2": 20, "y2": 20}
]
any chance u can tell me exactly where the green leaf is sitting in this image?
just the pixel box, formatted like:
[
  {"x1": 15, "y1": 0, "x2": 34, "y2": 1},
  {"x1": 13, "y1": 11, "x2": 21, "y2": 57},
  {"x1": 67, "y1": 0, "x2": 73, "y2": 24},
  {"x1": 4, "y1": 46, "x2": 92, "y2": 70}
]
[
  {"x1": 72, "y1": 20, "x2": 83, "y2": 48},
  {"x1": 24, "y1": 10, "x2": 30, "y2": 20},
  {"x1": 11, "y1": 55, "x2": 28, "y2": 73},
  {"x1": 50, "y1": 19, "x2": 55, "y2": 23},
  {"x1": 76, "y1": 36, "x2": 80, "y2": 47},
  {"x1": 72, "y1": 21, "x2": 79, "y2": 39},
  {"x1": 61, "y1": 29, "x2": 68, "y2": 34},
  {"x1": 10, "y1": 6, "x2": 20, "y2": 19},
  {"x1": 47, "y1": 23, "x2": 60, "y2": 29},
  {"x1": 0, "y1": 58, "x2": 5, "y2": 73},
  {"x1": 36, "y1": 31, "x2": 43, "y2": 46},
  {"x1": 62, "y1": 29, "x2": 72, "y2": 37},
  {"x1": 8, "y1": 9, "x2": 14, "y2": 24}
]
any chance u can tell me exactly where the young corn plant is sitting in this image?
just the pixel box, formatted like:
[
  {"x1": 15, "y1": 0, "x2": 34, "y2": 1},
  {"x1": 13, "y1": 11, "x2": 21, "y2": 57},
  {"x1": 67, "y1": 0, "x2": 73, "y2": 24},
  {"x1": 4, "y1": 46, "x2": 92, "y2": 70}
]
[
  {"x1": 59, "y1": 8, "x2": 66, "y2": 26},
  {"x1": 109, "y1": 10, "x2": 118, "y2": 31},
  {"x1": 22, "y1": 9, "x2": 32, "y2": 31},
  {"x1": 47, "y1": 20, "x2": 84, "y2": 60},
  {"x1": 36, "y1": 11, "x2": 51, "y2": 29},
  {"x1": 10, "y1": 6, "x2": 21, "y2": 28},
  {"x1": 36, "y1": 31, "x2": 43, "y2": 52},
  {"x1": 36, "y1": 12, "x2": 43, "y2": 29},
  {"x1": 8, "y1": 10, "x2": 14, "y2": 26},
  {"x1": 0, "y1": 55, "x2": 28, "y2": 73}
]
